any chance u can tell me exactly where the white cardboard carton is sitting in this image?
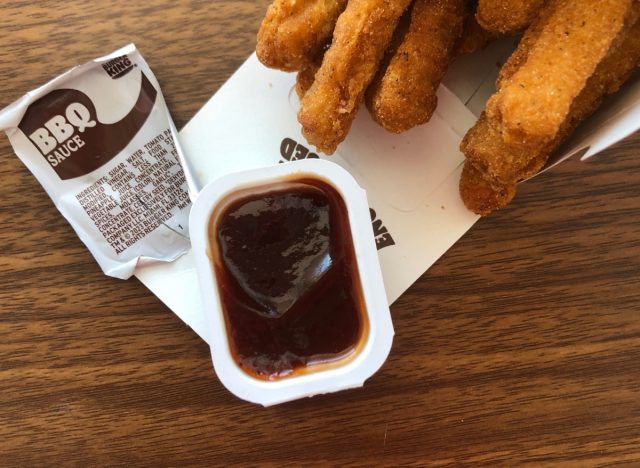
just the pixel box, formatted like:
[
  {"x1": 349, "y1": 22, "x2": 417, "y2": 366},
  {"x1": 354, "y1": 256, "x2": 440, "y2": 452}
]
[{"x1": 136, "y1": 39, "x2": 640, "y2": 343}]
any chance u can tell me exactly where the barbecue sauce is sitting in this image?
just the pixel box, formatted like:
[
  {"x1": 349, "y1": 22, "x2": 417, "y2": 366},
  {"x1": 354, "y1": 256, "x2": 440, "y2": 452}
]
[{"x1": 209, "y1": 179, "x2": 368, "y2": 381}]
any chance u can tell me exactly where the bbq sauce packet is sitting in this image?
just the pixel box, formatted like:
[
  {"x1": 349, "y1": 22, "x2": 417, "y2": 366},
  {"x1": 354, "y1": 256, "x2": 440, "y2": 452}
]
[{"x1": 0, "y1": 44, "x2": 191, "y2": 279}]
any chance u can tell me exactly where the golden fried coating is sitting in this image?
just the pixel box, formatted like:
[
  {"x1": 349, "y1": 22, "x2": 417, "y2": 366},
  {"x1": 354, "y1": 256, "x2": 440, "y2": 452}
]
[
  {"x1": 366, "y1": 0, "x2": 465, "y2": 133},
  {"x1": 257, "y1": 0, "x2": 347, "y2": 72},
  {"x1": 486, "y1": 0, "x2": 638, "y2": 148},
  {"x1": 454, "y1": 6, "x2": 498, "y2": 56},
  {"x1": 459, "y1": 161, "x2": 516, "y2": 215},
  {"x1": 494, "y1": 0, "x2": 558, "y2": 89},
  {"x1": 298, "y1": 0, "x2": 412, "y2": 154},
  {"x1": 461, "y1": 11, "x2": 640, "y2": 214},
  {"x1": 476, "y1": 0, "x2": 546, "y2": 35},
  {"x1": 295, "y1": 44, "x2": 328, "y2": 99},
  {"x1": 461, "y1": 112, "x2": 545, "y2": 187},
  {"x1": 556, "y1": 14, "x2": 640, "y2": 140},
  {"x1": 296, "y1": 63, "x2": 319, "y2": 99},
  {"x1": 257, "y1": 0, "x2": 640, "y2": 217}
]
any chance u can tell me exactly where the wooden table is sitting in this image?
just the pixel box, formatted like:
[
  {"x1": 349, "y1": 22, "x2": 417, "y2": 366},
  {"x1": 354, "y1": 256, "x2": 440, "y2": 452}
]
[{"x1": 1, "y1": 1, "x2": 639, "y2": 465}]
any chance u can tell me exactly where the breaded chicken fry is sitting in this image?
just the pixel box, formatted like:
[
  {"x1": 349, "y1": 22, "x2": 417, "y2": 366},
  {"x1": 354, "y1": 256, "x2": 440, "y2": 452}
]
[
  {"x1": 459, "y1": 162, "x2": 516, "y2": 215},
  {"x1": 461, "y1": 13, "x2": 640, "y2": 214},
  {"x1": 461, "y1": 112, "x2": 546, "y2": 187},
  {"x1": 494, "y1": 0, "x2": 559, "y2": 88},
  {"x1": 486, "y1": 0, "x2": 638, "y2": 148},
  {"x1": 257, "y1": 0, "x2": 347, "y2": 72},
  {"x1": 366, "y1": 0, "x2": 465, "y2": 133},
  {"x1": 455, "y1": 6, "x2": 499, "y2": 56},
  {"x1": 295, "y1": 43, "x2": 328, "y2": 99},
  {"x1": 476, "y1": 0, "x2": 546, "y2": 35},
  {"x1": 296, "y1": 62, "x2": 320, "y2": 99},
  {"x1": 298, "y1": 0, "x2": 412, "y2": 154}
]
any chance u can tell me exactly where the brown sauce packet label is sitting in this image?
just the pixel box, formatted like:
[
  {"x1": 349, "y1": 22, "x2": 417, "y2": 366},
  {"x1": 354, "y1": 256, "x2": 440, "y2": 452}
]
[{"x1": 0, "y1": 44, "x2": 191, "y2": 278}]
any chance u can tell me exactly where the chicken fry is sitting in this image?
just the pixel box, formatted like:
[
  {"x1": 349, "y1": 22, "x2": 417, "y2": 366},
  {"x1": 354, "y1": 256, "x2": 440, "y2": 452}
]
[
  {"x1": 460, "y1": 12, "x2": 640, "y2": 214},
  {"x1": 295, "y1": 43, "x2": 329, "y2": 99},
  {"x1": 296, "y1": 62, "x2": 320, "y2": 99},
  {"x1": 459, "y1": 162, "x2": 516, "y2": 215},
  {"x1": 454, "y1": 5, "x2": 499, "y2": 56},
  {"x1": 476, "y1": 0, "x2": 546, "y2": 35},
  {"x1": 494, "y1": 0, "x2": 559, "y2": 89},
  {"x1": 366, "y1": 0, "x2": 465, "y2": 133},
  {"x1": 461, "y1": 111, "x2": 554, "y2": 187},
  {"x1": 486, "y1": 0, "x2": 638, "y2": 148},
  {"x1": 257, "y1": 0, "x2": 347, "y2": 72},
  {"x1": 298, "y1": 0, "x2": 412, "y2": 154}
]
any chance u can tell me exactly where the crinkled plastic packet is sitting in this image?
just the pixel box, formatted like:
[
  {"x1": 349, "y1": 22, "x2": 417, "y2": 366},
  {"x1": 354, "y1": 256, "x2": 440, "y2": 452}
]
[{"x1": 0, "y1": 44, "x2": 191, "y2": 279}]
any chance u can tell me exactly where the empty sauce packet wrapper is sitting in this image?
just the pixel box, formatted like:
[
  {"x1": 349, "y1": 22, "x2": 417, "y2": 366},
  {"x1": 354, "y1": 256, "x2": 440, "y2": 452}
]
[{"x1": 0, "y1": 44, "x2": 191, "y2": 279}]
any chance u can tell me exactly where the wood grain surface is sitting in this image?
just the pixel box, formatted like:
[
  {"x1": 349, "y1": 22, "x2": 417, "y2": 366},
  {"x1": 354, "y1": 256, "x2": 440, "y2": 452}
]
[{"x1": 1, "y1": 1, "x2": 639, "y2": 466}]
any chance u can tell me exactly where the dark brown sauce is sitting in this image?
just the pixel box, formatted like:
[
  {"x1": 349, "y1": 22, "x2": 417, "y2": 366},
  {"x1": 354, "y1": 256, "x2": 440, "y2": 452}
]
[{"x1": 209, "y1": 178, "x2": 368, "y2": 381}]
